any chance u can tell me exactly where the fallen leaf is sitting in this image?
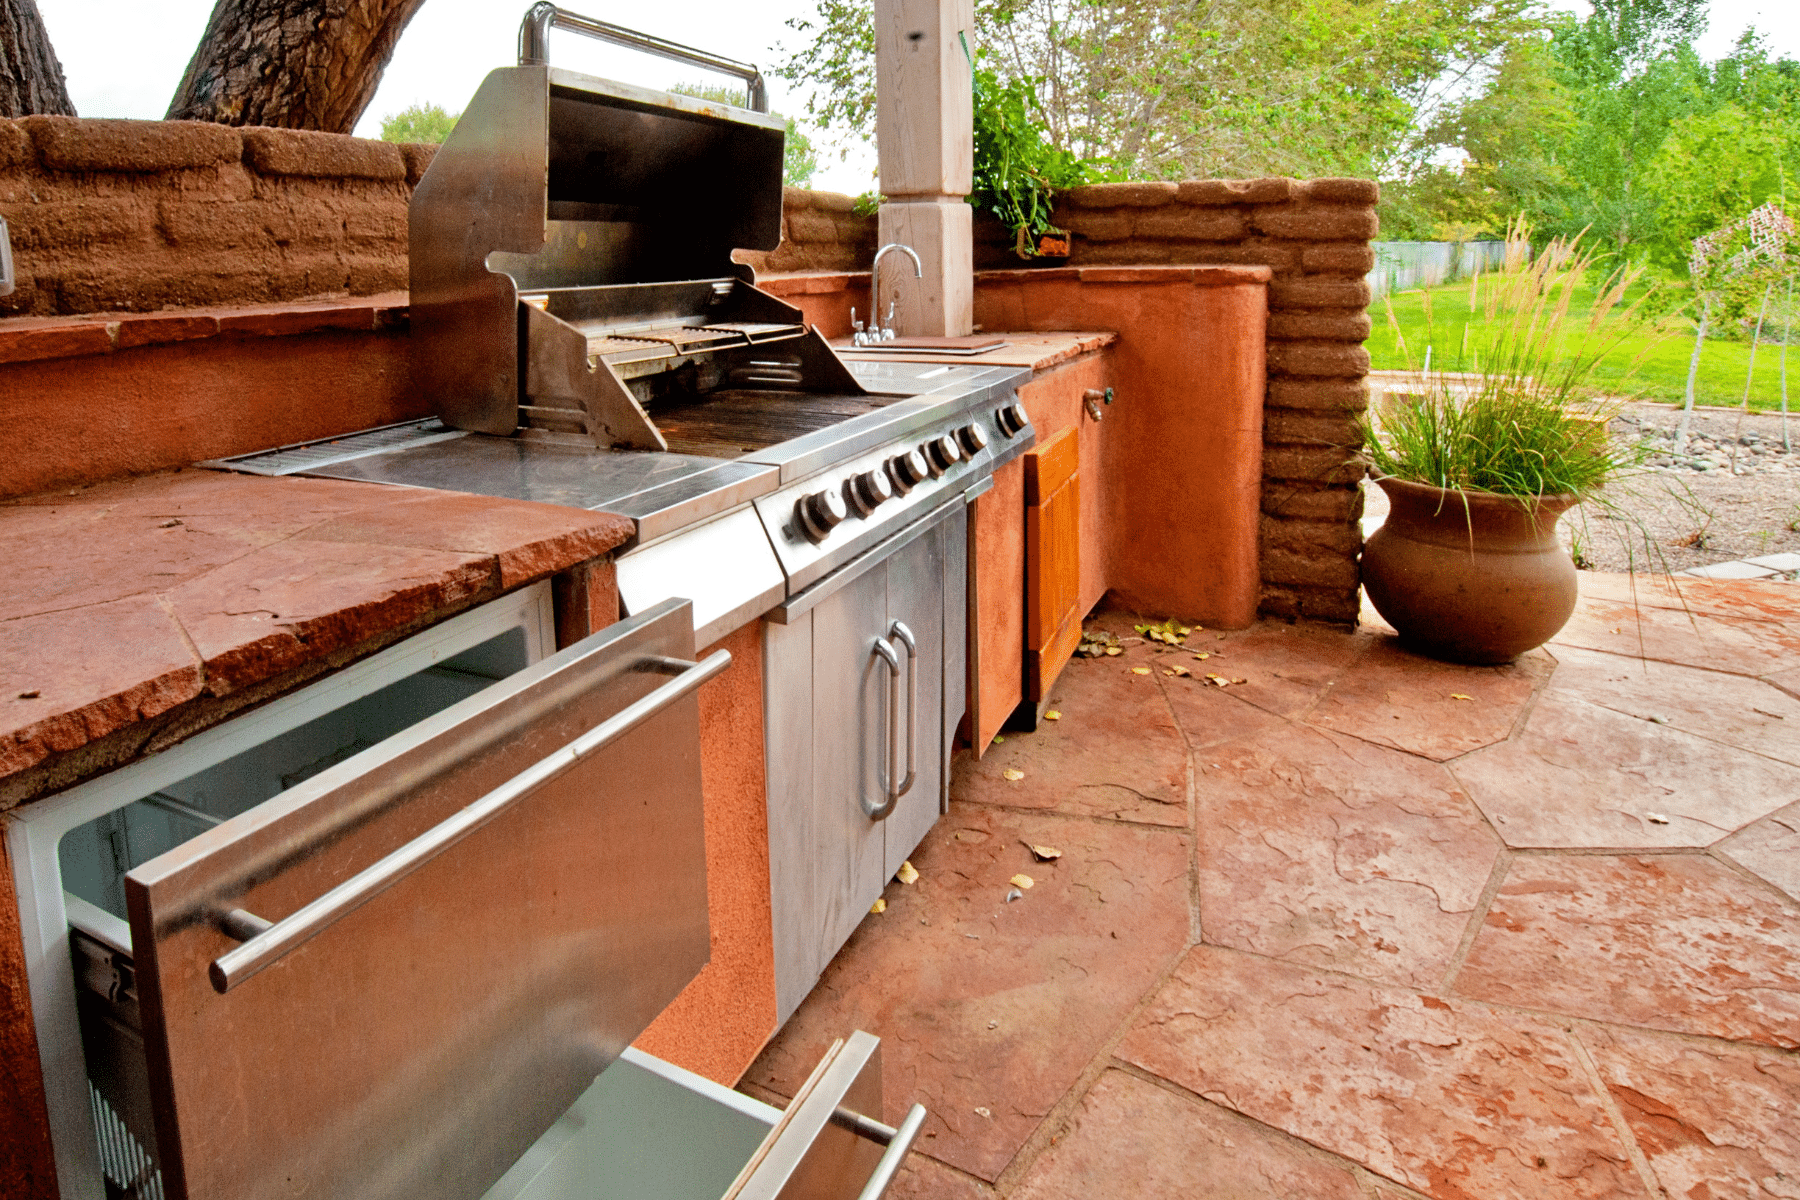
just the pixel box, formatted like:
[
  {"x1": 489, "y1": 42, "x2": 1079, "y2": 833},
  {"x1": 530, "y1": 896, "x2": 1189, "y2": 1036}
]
[
  {"x1": 1002, "y1": 768, "x2": 1025, "y2": 781},
  {"x1": 1044, "y1": 710, "x2": 1062, "y2": 720},
  {"x1": 1104, "y1": 646, "x2": 1123, "y2": 656},
  {"x1": 1205, "y1": 673, "x2": 1230, "y2": 687},
  {"x1": 869, "y1": 898, "x2": 887, "y2": 913},
  {"x1": 993, "y1": 735, "x2": 1006, "y2": 743},
  {"x1": 1010, "y1": 873, "x2": 1034, "y2": 889},
  {"x1": 1451, "y1": 693, "x2": 1473, "y2": 701},
  {"x1": 1192, "y1": 652, "x2": 1210, "y2": 660},
  {"x1": 1163, "y1": 665, "x2": 1190, "y2": 677},
  {"x1": 987, "y1": 1020, "x2": 998, "y2": 1029},
  {"x1": 1645, "y1": 812, "x2": 1672, "y2": 825},
  {"x1": 1005, "y1": 888, "x2": 1023, "y2": 903},
  {"x1": 974, "y1": 1107, "x2": 992, "y2": 1119},
  {"x1": 1026, "y1": 843, "x2": 1063, "y2": 861},
  {"x1": 896, "y1": 860, "x2": 919, "y2": 885},
  {"x1": 1231, "y1": 678, "x2": 1246, "y2": 685},
  {"x1": 1130, "y1": 666, "x2": 1152, "y2": 675}
]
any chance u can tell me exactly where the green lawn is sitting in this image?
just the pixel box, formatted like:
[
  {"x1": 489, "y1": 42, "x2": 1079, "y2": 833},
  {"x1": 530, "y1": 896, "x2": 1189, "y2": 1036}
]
[{"x1": 1367, "y1": 284, "x2": 1800, "y2": 411}]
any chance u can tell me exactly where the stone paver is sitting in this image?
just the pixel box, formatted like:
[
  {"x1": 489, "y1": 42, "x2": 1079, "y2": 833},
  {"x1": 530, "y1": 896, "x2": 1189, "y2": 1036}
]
[
  {"x1": 1544, "y1": 644, "x2": 1800, "y2": 766},
  {"x1": 1718, "y1": 799, "x2": 1800, "y2": 902},
  {"x1": 746, "y1": 574, "x2": 1800, "y2": 1199},
  {"x1": 1452, "y1": 691, "x2": 1800, "y2": 847},
  {"x1": 953, "y1": 651, "x2": 1191, "y2": 825},
  {"x1": 1578, "y1": 1023, "x2": 1800, "y2": 1199},
  {"x1": 1455, "y1": 854, "x2": 1800, "y2": 1047},
  {"x1": 1117, "y1": 946, "x2": 1647, "y2": 1200},
  {"x1": 1305, "y1": 639, "x2": 1551, "y2": 761},
  {"x1": 744, "y1": 804, "x2": 1190, "y2": 1183},
  {"x1": 1011, "y1": 1070, "x2": 1368, "y2": 1200},
  {"x1": 1191, "y1": 724, "x2": 1500, "y2": 988}
]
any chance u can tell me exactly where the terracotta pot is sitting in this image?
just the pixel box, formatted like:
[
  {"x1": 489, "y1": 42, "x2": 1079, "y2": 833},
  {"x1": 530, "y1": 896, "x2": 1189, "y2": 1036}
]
[{"x1": 1362, "y1": 476, "x2": 1580, "y2": 665}]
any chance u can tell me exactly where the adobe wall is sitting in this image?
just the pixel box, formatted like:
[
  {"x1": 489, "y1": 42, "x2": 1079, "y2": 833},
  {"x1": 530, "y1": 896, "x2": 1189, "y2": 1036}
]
[{"x1": 0, "y1": 117, "x2": 432, "y2": 317}]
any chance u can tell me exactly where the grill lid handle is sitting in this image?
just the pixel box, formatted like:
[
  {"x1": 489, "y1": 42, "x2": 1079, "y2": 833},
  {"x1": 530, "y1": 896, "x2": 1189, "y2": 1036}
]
[{"x1": 518, "y1": 2, "x2": 770, "y2": 112}]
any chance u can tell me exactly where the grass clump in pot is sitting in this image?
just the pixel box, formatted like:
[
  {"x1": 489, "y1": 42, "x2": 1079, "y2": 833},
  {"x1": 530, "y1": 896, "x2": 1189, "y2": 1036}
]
[{"x1": 1363, "y1": 217, "x2": 1666, "y2": 506}]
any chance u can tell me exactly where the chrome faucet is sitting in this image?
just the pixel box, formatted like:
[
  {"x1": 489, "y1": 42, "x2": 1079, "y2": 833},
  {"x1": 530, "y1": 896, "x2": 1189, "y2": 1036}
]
[{"x1": 853, "y1": 243, "x2": 923, "y2": 345}]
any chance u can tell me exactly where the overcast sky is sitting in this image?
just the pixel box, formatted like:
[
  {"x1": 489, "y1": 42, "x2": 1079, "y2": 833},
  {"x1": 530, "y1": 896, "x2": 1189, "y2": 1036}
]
[{"x1": 32, "y1": 0, "x2": 1800, "y2": 197}]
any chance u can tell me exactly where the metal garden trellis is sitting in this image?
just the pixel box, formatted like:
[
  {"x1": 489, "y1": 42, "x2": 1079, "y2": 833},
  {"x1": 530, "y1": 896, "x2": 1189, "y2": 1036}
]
[{"x1": 1681, "y1": 201, "x2": 1798, "y2": 450}]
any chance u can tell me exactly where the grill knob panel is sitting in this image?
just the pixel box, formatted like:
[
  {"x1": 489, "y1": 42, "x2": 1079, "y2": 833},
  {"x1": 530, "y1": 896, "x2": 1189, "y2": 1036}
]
[
  {"x1": 887, "y1": 449, "x2": 929, "y2": 493},
  {"x1": 925, "y1": 436, "x2": 962, "y2": 476},
  {"x1": 796, "y1": 487, "x2": 849, "y2": 542},
  {"x1": 846, "y1": 469, "x2": 893, "y2": 516},
  {"x1": 958, "y1": 423, "x2": 990, "y2": 455},
  {"x1": 996, "y1": 403, "x2": 1029, "y2": 437}
]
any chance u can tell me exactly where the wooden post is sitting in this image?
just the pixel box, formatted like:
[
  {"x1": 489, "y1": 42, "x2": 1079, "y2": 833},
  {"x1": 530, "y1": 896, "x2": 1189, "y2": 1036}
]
[{"x1": 875, "y1": 0, "x2": 975, "y2": 336}]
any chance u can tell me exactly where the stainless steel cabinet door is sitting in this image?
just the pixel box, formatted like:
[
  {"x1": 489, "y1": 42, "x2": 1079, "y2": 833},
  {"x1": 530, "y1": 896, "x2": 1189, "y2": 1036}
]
[
  {"x1": 122, "y1": 600, "x2": 724, "y2": 1200},
  {"x1": 807, "y1": 557, "x2": 893, "y2": 975},
  {"x1": 882, "y1": 512, "x2": 953, "y2": 879}
]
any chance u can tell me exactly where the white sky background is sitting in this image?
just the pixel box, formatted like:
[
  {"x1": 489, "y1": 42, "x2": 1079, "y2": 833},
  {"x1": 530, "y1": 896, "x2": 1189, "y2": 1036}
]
[
  {"x1": 33, "y1": 0, "x2": 881, "y2": 194},
  {"x1": 32, "y1": 0, "x2": 1800, "y2": 196}
]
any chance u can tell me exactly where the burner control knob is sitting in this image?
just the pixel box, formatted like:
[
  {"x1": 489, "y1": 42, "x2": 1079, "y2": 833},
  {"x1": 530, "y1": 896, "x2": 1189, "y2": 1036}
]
[
  {"x1": 996, "y1": 403, "x2": 1029, "y2": 437},
  {"x1": 958, "y1": 423, "x2": 990, "y2": 455},
  {"x1": 796, "y1": 488, "x2": 849, "y2": 542},
  {"x1": 925, "y1": 436, "x2": 963, "y2": 476},
  {"x1": 888, "y1": 449, "x2": 929, "y2": 493},
  {"x1": 846, "y1": 469, "x2": 893, "y2": 516}
]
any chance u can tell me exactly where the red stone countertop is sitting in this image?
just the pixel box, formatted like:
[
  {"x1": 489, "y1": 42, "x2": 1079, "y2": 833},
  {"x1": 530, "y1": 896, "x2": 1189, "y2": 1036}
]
[
  {"x1": 0, "y1": 468, "x2": 632, "y2": 808},
  {"x1": 836, "y1": 330, "x2": 1118, "y2": 372}
]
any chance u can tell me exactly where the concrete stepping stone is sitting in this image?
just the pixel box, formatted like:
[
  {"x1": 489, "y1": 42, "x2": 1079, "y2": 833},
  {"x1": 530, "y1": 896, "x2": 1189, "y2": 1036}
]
[{"x1": 1453, "y1": 854, "x2": 1800, "y2": 1048}]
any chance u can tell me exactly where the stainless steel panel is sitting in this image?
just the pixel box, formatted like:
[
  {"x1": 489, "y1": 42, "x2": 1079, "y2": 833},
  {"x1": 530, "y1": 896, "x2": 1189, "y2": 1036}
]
[
  {"x1": 941, "y1": 501, "x2": 969, "y2": 812},
  {"x1": 305, "y1": 435, "x2": 779, "y2": 543},
  {"x1": 617, "y1": 507, "x2": 784, "y2": 645},
  {"x1": 768, "y1": 498, "x2": 964, "y2": 624},
  {"x1": 123, "y1": 600, "x2": 713, "y2": 1200},
  {"x1": 808, "y1": 557, "x2": 891, "y2": 978},
  {"x1": 882, "y1": 518, "x2": 949, "y2": 876},
  {"x1": 520, "y1": 7, "x2": 772, "y2": 112},
  {"x1": 409, "y1": 64, "x2": 550, "y2": 435},
  {"x1": 763, "y1": 616, "x2": 817, "y2": 1025},
  {"x1": 197, "y1": 420, "x2": 470, "y2": 477}
]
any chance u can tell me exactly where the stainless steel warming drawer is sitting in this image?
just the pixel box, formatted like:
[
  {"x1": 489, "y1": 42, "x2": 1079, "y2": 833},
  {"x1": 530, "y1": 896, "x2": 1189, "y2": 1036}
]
[{"x1": 13, "y1": 588, "x2": 923, "y2": 1200}]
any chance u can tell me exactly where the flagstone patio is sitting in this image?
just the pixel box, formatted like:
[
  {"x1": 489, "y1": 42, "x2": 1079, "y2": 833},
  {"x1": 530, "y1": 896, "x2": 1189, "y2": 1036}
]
[{"x1": 742, "y1": 572, "x2": 1800, "y2": 1200}]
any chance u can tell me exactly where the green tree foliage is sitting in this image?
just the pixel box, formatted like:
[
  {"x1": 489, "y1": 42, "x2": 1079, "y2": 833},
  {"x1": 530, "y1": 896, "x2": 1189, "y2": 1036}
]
[
  {"x1": 781, "y1": 0, "x2": 1535, "y2": 182},
  {"x1": 379, "y1": 102, "x2": 458, "y2": 144},
  {"x1": 669, "y1": 82, "x2": 819, "y2": 187}
]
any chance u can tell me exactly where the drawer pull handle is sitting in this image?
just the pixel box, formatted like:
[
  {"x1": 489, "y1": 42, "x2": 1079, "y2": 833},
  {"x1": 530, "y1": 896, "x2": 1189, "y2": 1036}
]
[
  {"x1": 868, "y1": 638, "x2": 902, "y2": 820},
  {"x1": 208, "y1": 649, "x2": 732, "y2": 994},
  {"x1": 853, "y1": 1103, "x2": 927, "y2": 1200},
  {"x1": 889, "y1": 621, "x2": 917, "y2": 803}
]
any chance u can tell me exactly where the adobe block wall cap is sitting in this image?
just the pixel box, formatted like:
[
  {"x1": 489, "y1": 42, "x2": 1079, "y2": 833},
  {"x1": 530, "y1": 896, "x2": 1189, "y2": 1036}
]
[
  {"x1": 20, "y1": 116, "x2": 242, "y2": 173},
  {"x1": 242, "y1": 127, "x2": 406, "y2": 181}
]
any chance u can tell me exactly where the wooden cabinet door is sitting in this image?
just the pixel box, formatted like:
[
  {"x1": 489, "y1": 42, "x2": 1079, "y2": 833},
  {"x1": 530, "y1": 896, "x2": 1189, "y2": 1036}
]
[{"x1": 1025, "y1": 428, "x2": 1081, "y2": 703}]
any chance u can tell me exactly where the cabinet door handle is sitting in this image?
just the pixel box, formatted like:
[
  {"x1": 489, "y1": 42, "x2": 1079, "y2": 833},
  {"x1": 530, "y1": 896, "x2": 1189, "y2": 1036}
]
[
  {"x1": 209, "y1": 649, "x2": 732, "y2": 993},
  {"x1": 889, "y1": 621, "x2": 917, "y2": 801},
  {"x1": 868, "y1": 637, "x2": 902, "y2": 820}
]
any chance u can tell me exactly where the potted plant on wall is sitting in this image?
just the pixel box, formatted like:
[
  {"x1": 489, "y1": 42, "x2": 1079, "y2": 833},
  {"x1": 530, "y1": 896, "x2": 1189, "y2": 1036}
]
[
  {"x1": 970, "y1": 61, "x2": 1096, "y2": 262},
  {"x1": 1360, "y1": 223, "x2": 1665, "y2": 664}
]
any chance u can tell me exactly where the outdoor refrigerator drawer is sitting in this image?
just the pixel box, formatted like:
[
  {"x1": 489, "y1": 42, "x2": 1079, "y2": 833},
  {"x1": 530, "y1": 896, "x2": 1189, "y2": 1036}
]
[
  {"x1": 20, "y1": 590, "x2": 727, "y2": 1200},
  {"x1": 487, "y1": 1033, "x2": 926, "y2": 1200}
]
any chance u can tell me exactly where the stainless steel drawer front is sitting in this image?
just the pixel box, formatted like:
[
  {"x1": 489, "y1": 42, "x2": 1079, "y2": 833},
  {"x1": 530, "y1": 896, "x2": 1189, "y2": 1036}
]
[{"x1": 122, "y1": 599, "x2": 716, "y2": 1200}]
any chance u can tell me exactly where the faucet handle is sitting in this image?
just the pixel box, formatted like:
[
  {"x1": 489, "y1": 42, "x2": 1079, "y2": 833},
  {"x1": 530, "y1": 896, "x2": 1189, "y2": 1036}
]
[
  {"x1": 851, "y1": 306, "x2": 867, "y2": 346},
  {"x1": 883, "y1": 302, "x2": 897, "y2": 341}
]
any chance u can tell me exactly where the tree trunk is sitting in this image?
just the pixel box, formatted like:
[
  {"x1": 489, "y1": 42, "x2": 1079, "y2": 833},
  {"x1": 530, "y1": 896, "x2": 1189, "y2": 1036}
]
[
  {"x1": 0, "y1": 0, "x2": 76, "y2": 117},
  {"x1": 166, "y1": 0, "x2": 429, "y2": 133}
]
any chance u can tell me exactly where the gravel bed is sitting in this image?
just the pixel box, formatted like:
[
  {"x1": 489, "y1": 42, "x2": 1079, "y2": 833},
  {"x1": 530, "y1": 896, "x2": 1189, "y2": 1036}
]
[{"x1": 1360, "y1": 402, "x2": 1800, "y2": 577}]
